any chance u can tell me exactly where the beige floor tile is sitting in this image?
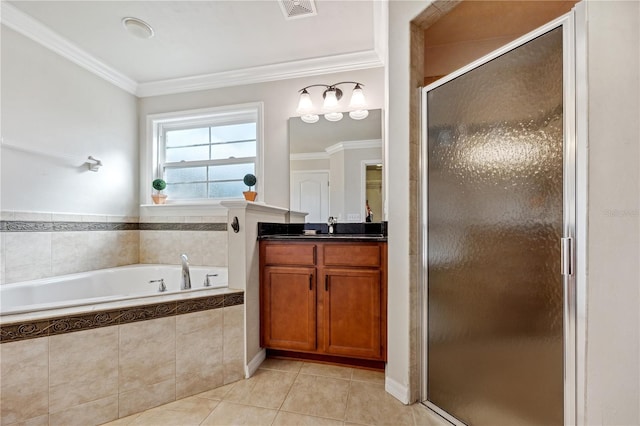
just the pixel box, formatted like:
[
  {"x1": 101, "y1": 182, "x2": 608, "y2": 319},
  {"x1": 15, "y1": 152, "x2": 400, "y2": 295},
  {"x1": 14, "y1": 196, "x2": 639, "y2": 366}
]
[
  {"x1": 49, "y1": 395, "x2": 118, "y2": 426},
  {"x1": 273, "y1": 411, "x2": 344, "y2": 426},
  {"x1": 129, "y1": 396, "x2": 220, "y2": 426},
  {"x1": 299, "y1": 362, "x2": 353, "y2": 380},
  {"x1": 223, "y1": 368, "x2": 297, "y2": 409},
  {"x1": 201, "y1": 401, "x2": 278, "y2": 426},
  {"x1": 259, "y1": 357, "x2": 304, "y2": 373},
  {"x1": 351, "y1": 368, "x2": 385, "y2": 385},
  {"x1": 345, "y1": 381, "x2": 414, "y2": 426},
  {"x1": 281, "y1": 374, "x2": 350, "y2": 420},
  {"x1": 411, "y1": 404, "x2": 452, "y2": 426}
]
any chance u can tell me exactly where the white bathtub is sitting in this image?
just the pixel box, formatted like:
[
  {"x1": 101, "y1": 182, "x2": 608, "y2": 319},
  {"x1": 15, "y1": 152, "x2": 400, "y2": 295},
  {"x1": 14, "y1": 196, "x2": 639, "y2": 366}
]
[{"x1": 0, "y1": 264, "x2": 228, "y2": 316}]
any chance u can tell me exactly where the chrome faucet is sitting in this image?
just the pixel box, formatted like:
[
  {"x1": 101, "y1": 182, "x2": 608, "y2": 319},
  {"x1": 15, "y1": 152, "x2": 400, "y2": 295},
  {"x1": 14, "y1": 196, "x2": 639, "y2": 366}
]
[
  {"x1": 180, "y1": 254, "x2": 191, "y2": 290},
  {"x1": 327, "y1": 216, "x2": 337, "y2": 234}
]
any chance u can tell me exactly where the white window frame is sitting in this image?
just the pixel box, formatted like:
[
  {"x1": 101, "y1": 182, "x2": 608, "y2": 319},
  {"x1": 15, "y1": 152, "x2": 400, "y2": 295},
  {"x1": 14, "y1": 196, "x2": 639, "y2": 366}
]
[{"x1": 142, "y1": 102, "x2": 264, "y2": 205}]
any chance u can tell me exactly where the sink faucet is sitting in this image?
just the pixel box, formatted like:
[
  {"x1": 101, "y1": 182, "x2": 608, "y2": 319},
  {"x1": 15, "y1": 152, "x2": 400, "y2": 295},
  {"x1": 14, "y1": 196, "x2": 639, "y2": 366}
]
[
  {"x1": 327, "y1": 216, "x2": 337, "y2": 234},
  {"x1": 180, "y1": 254, "x2": 191, "y2": 290}
]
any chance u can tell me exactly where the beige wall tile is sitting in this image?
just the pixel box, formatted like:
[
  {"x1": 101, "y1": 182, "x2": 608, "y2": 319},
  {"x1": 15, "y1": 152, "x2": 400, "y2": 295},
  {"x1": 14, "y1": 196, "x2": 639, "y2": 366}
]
[
  {"x1": 118, "y1": 379, "x2": 176, "y2": 418},
  {"x1": 4, "y1": 263, "x2": 52, "y2": 284},
  {"x1": 140, "y1": 231, "x2": 227, "y2": 266},
  {"x1": 201, "y1": 231, "x2": 228, "y2": 267},
  {"x1": 176, "y1": 309, "x2": 224, "y2": 399},
  {"x1": 1, "y1": 211, "x2": 16, "y2": 221},
  {"x1": 53, "y1": 213, "x2": 84, "y2": 221},
  {"x1": 3, "y1": 232, "x2": 51, "y2": 283},
  {"x1": 12, "y1": 211, "x2": 52, "y2": 221},
  {"x1": 49, "y1": 327, "x2": 118, "y2": 412},
  {"x1": 51, "y1": 231, "x2": 92, "y2": 276},
  {"x1": 223, "y1": 305, "x2": 244, "y2": 385},
  {"x1": 139, "y1": 231, "x2": 184, "y2": 264},
  {"x1": 0, "y1": 338, "x2": 49, "y2": 425},
  {"x1": 119, "y1": 316, "x2": 176, "y2": 393},
  {"x1": 49, "y1": 395, "x2": 118, "y2": 426},
  {"x1": 5, "y1": 413, "x2": 49, "y2": 426}
]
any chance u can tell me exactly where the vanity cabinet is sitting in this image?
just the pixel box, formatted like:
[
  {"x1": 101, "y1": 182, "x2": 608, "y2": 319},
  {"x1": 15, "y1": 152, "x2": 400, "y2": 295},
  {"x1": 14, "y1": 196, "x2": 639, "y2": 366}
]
[{"x1": 259, "y1": 240, "x2": 387, "y2": 363}]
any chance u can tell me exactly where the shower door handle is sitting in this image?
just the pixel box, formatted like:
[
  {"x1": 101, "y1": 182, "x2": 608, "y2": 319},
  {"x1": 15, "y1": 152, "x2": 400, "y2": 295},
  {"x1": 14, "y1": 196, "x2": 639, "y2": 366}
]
[{"x1": 561, "y1": 237, "x2": 574, "y2": 276}]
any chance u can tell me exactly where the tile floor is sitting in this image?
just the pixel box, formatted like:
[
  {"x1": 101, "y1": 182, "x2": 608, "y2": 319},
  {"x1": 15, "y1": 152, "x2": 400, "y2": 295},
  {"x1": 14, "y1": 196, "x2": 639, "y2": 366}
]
[{"x1": 102, "y1": 358, "x2": 450, "y2": 426}]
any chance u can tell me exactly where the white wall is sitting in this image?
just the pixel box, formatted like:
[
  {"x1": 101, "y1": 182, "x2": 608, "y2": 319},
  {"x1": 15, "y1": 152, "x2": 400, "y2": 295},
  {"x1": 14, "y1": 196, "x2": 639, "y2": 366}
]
[
  {"x1": 386, "y1": 0, "x2": 428, "y2": 402},
  {"x1": 0, "y1": 26, "x2": 138, "y2": 216},
  {"x1": 137, "y1": 68, "x2": 384, "y2": 209},
  {"x1": 584, "y1": 1, "x2": 640, "y2": 424}
]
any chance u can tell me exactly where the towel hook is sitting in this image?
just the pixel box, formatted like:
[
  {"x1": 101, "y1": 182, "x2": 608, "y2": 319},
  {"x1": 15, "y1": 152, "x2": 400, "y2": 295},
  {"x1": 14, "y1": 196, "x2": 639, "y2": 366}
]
[{"x1": 86, "y1": 156, "x2": 102, "y2": 172}]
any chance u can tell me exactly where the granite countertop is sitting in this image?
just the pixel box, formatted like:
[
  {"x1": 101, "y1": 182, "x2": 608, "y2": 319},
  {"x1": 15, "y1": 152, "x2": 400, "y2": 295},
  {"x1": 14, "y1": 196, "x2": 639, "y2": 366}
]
[
  {"x1": 257, "y1": 221, "x2": 388, "y2": 242},
  {"x1": 258, "y1": 234, "x2": 387, "y2": 242}
]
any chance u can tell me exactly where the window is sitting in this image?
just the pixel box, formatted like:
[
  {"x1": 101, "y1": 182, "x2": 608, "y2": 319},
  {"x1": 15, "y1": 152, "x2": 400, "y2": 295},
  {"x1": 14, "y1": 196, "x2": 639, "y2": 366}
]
[{"x1": 149, "y1": 104, "x2": 262, "y2": 202}]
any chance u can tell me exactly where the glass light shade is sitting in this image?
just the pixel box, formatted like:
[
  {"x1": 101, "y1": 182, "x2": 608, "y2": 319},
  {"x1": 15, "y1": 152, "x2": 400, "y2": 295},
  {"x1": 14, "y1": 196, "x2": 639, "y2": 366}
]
[
  {"x1": 324, "y1": 112, "x2": 343, "y2": 122},
  {"x1": 323, "y1": 89, "x2": 339, "y2": 110},
  {"x1": 349, "y1": 85, "x2": 367, "y2": 109},
  {"x1": 301, "y1": 114, "x2": 319, "y2": 124},
  {"x1": 296, "y1": 90, "x2": 313, "y2": 115},
  {"x1": 349, "y1": 110, "x2": 369, "y2": 120}
]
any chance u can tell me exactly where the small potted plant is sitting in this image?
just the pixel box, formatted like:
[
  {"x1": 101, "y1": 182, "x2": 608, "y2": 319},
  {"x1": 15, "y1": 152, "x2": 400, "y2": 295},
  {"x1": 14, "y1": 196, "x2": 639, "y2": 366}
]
[
  {"x1": 152, "y1": 178, "x2": 167, "y2": 204},
  {"x1": 243, "y1": 173, "x2": 257, "y2": 201}
]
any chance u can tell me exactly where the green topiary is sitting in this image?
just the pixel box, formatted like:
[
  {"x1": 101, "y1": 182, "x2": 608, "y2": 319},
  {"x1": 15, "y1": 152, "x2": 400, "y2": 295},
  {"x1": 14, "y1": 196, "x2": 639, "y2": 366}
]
[
  {"x1": 243, "y1": 174, "x2": 257, "y2": 191},
  {"x1": 152, "y1": 178, "x2": 167, "y2": 192}
]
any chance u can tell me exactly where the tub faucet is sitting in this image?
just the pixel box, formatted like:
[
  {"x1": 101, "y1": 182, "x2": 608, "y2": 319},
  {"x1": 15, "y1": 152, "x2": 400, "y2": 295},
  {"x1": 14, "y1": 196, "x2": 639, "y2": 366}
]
[{"x1": 180, "y1": 254, "x2": 191, "y2": 290}]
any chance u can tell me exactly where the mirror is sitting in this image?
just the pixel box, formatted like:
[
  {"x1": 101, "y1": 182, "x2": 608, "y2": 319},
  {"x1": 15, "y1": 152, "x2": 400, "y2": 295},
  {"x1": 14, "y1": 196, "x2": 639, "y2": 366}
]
[{"x1": 289, "y1": 109, "x2": 383, "y2": 223}]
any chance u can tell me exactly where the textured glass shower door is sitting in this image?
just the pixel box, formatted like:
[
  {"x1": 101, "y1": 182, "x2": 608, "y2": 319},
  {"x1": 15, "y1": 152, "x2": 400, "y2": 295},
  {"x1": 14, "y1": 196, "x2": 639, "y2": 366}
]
[{"x1": 424, "y1": 26, "x2": 565, "y2": 425}]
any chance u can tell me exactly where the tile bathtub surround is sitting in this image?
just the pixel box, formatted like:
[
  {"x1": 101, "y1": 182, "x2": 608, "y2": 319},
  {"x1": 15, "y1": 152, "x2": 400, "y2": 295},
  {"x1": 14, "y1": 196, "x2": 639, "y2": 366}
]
[
  {"x1": 0, "y1": 211, "x2": 229, "y2": 284},
  {"x1": 0, "y1": 292, "x2": 244, "y2": 343},
  {"x1": 102, "y1": 358, "x2": 450, "y2": 426},
  {"x1": 0, "y1": 293, "x2": 245, "y2": 426}
]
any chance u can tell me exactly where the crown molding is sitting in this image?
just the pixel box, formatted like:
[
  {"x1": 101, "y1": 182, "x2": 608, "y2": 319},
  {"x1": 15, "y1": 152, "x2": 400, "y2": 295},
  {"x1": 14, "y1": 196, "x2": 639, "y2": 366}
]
[
  {"x1": 136, "y1": 50, "x2": 383, "y2": 97},
  {"x1": 325, "y1": 139, "x2": 382, "y2": 155},
  {"x1": 1, "y1": 2, "x2": 138, "y2": 95}
]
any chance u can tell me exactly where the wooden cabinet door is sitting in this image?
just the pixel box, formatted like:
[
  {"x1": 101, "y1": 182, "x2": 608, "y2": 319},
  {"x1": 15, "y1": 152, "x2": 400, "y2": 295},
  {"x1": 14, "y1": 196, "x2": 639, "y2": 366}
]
[
  {"x1": 322, "y1": 268, "x2": 382, "y2": 359},
  {"x1": 262, "y1": 266, "x2": 316, "y2": 351}
]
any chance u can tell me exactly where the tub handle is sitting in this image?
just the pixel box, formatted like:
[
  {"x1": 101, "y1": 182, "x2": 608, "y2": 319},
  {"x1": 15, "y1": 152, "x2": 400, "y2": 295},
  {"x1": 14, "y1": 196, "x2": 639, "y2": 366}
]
[
  {"x1": 149, "y1": 279, "x2": 166, "y2": 292},
  {"x1": 204, "y1": 273, "x2": 218, "y2": 287}
]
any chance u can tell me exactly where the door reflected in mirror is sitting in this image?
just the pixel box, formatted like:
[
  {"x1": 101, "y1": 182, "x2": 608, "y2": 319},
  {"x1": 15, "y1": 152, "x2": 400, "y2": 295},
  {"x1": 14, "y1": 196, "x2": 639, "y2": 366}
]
[{"x1": 289, "y1": 109, "x2": 383, "y2": 223}]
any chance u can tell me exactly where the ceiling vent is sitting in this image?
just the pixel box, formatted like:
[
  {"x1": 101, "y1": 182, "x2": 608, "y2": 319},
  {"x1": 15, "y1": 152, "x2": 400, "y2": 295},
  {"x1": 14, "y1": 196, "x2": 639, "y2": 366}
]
[{"x1": 279, "y1": 0, "x2": 317, "y2": 20}]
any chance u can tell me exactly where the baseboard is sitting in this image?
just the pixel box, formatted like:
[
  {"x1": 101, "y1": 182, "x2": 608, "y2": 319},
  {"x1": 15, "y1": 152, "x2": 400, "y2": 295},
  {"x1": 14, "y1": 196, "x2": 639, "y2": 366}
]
[
  {"x1": 245, "y1": 349, "x2": 266, "y2": 378},
  {"x1": 385, "y1": 376, "x2": 411, "y2": 404}
]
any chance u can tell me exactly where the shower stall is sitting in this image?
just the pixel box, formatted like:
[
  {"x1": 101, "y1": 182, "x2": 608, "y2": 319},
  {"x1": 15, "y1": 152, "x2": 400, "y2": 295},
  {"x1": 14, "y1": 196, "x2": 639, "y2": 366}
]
[{"x1": 420, "y1": 13, "x2": 577, "y2": 426}]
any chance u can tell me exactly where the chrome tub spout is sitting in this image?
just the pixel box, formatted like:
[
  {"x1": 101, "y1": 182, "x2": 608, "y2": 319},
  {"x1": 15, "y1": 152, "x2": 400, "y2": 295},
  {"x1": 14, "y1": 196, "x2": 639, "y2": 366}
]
[{"x1": 180, "y1": 254, "x2": 191, "y2": 290}]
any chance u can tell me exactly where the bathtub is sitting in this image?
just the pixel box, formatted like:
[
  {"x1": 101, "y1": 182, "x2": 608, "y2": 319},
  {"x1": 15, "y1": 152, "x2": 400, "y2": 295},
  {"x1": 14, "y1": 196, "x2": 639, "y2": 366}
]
[{"x1": 0, "y1": 264, "x2": 228, "y2": 316}]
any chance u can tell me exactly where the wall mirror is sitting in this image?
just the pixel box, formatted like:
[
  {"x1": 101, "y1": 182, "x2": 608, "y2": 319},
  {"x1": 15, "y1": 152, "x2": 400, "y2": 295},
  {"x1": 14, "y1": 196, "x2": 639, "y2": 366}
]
[{"x1": 289, "y1": 109, "x2": 383, "y2": 223}]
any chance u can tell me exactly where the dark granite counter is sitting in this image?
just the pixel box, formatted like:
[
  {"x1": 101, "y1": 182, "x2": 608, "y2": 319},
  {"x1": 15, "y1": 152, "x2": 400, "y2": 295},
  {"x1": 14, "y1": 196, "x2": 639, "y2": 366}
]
[{"x1": 257, "y1": 221, "x2": 387, "y2": 242}]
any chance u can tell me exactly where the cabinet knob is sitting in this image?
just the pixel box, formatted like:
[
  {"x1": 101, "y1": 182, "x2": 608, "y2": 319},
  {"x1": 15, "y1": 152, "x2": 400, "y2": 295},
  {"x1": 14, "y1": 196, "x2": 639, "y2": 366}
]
[
  {"x1": 325, "y1": 275, "x2": 329, "y2": 291},
  {"x1": 309, "y1": 274, "x2": 313, "y2": 291}
]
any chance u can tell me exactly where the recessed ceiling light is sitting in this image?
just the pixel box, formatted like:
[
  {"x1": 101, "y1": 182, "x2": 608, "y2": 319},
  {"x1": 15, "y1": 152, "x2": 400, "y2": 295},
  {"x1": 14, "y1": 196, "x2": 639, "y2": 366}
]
[{"x1": 122, "y1": 17, "x2": 154, "y2": 39}]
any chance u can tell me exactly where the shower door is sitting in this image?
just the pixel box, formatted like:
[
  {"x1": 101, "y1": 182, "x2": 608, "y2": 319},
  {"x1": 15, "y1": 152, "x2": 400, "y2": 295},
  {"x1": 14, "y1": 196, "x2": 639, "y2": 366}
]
[{"x1": 421, "y1": 17, "x2": 575, "y2": 426}]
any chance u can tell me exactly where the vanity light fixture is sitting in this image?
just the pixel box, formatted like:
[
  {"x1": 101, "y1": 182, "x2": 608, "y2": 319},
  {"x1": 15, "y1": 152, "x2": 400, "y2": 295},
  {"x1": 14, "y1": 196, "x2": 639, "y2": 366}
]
[
  {"x1": 122, "y1": 17, "x2": 154, "y2": 39},
  {"x1": 296, "y1": 82, "x2": 368, "y2": 123}
]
